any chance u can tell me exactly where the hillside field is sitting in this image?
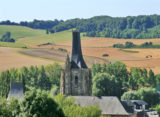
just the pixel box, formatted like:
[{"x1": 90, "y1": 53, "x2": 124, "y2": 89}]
[
  {"x1": 0, "y1": 47, "x2": 53, "y2": 72},
  {"x1": 1, "y1": 25, "x2": 160, "y2": 74},
  {"x1": 53, "y1": 38, "x2": 160, "y2": 74}
]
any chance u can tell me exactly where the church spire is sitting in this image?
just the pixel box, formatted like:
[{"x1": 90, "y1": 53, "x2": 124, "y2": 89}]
[{"x1": 70, "y1": 31, "x2": 87, "y2": 68}]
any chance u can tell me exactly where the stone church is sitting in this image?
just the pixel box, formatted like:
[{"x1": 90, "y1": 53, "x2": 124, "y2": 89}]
[
  {"x1": 60, "y1": 32, "x2": 145, "y2": 117},
  {"x1": 60, "y1": 31, "x2": 92, "y2": 96}
]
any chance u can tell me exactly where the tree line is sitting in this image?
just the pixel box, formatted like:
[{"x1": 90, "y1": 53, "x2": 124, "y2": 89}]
[
  {"x1": 1, "y1": 15, "x2": 160, "y2": 38},
  {"x1": 0, "y1": 63, "x2": 62, "y2": 97},
  {"x1": 0, "y1": 62, "x2": 160, "y2": 112},
  {"x1": 113, "y1": 41, "x2": 160, "y2": 49},
  {"x1": 91, "y1": 62, "x2": 160, "y2": 108},
  {"x1": 0, "y1": 19, "x2": 63, "y2": 30},
  {"x1": 50, "y1": 15, "x2": 160, "y2": 39}
]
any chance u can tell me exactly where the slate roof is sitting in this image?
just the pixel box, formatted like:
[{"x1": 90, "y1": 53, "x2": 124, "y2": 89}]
[
  {"x1": 7, "y1": 82, "x2": 24, "y2": 100},
  {"x1": 73, "y1": 96, "x2": 133, "y2": 115},
  {"x1": 130, "y1": 100, "x2": 148, "y2": 105},
  {"x1": 146, "y1": 111, "x2": 159, "y2": 117}
]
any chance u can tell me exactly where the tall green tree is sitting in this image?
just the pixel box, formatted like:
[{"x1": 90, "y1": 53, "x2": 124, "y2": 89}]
[
  {"x1": 18, "y1": 90, "x2": 64, "y2": 117},
  {"x1": 92, "y1": 73, "x2": 122, "y2": 98}
]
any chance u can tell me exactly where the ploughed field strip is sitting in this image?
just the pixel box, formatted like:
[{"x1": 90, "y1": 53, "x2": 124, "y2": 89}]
[
  {"x1": 0, "y1": 47, "x2": 52, "y2": 72},
  {"x1": 20, "y1": 48, "x2": 109, "y2": 68}
]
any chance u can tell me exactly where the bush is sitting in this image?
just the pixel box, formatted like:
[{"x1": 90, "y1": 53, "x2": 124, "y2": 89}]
[
  {"x1": 121, "y1": 91, "x2": 139, "y2": 100},
  {"x1": 154, "y1": 104, "x2": 160, "y2": 113},
  {"x1": 58, "y1": 48, "x2": 67, "y2": 52}
]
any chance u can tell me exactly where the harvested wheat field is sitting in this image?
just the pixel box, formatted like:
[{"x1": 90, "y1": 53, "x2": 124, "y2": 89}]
[
  {"x1": 19, "y1": 48, "x2": 110, "y2": 68},
  {"x1": 0, "y1": 47, "x2": 53, "y2": 72},
  {"x1": 121, "y1": 49, "x2": 160, "y2": 74},
  {"x1": 55, "y1": 38, "x2": 160, "y2": 48},
  {"x1": 48, "y1": 38, "x2": 160, "y2": 74}
]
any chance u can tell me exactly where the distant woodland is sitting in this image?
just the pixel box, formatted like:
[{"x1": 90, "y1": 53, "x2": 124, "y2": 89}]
[{"x1": 1, "y1": 15, "x2": 160, "y2": 39}]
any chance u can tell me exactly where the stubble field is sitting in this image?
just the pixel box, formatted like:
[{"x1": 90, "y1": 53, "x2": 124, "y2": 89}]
[
  {"x1": 0, "y1": 47, "x2": 53, "y2": 72},
  {"x1": 51, "y1": 38, "x2": 160, "y2": 74}
]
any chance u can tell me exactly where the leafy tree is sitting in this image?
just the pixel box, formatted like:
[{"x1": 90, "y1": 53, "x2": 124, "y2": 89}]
[
  {"x1": 0, "y1": 32, "x2": 15, "y2": 42},
  {"x1": 106, "y1": 61, "x2": 128, "y2": 87},
  {"x1": 92, "y1": 73, "x2": 122, "y2": 98},
  {"x1": 149, "y1": 69, "x2": 156, "y2": 87},
  {"x1": 37, "y1": 66, "x2": 51, "y2": 90},
  {"x1": 129, "y1": 68, "x2": 147, "y2": 90},
  {"x1": 137, "y1": 87, "x2": 160, "y2": 107},
  {"x1": 18, "y1": 90, "x2": 64, "y2": 117},
  {"x1": 121, "y1": 91, "x2": 140, "y2": 100},
  {"x1": 91, "y1": 64, "x2": 102, "y2": 77},
  {"x1": 45, "y1": 63, "x2": 62, "y2": 87},
  {"x1": 125, "y1": 42, "x2": 136, "y2": 48}
]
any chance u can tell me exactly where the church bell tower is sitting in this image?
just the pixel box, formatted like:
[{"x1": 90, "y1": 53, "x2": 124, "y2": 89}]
[{"x1": 60, "y1": 32, "x2": 92, "y2": 96}]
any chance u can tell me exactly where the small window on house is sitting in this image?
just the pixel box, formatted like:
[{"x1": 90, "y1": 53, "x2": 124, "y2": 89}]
[{"x1": 75, "y1": 76, "x2": 78, "y2": 86}]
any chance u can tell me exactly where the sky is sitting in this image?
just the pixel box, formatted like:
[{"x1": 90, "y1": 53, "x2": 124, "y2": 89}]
[{"x1": 0, "y1": 0, "x2": 160, "y2": 22}]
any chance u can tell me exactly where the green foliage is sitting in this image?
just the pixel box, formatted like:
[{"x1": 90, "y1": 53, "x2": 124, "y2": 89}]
[
  {"x1": 18, "y1": 90, "x2": 64, "y2": 117},
  {"x1": 129, "y1": 68, "x2": 157, "y2": 90},
  {"x1": 0, "y1": 63, "x2": 62, "y2": 97},
  {"x1": 0, "y1": 19, "x2": 62, "y2": 30},
  {"x1": 54, "y1": 94, "x2": 101, "y2": 117},
  {"x1": 129, "y1": 68, "x2": 147, "y2": 90},
  {"x1": 121, "y1": 91, "x2": 139, "y2": 100},
  {"x1": 91, "y1": 62, "x2": 128, "y2": 97},
  {"x1": 0, "y1": 32, "x2": 15, "y2": 42},
  {"x1": 113, "y1": 41, "x2": 160, "y2": 49},
  {"x1": 125, "y1": 42, "x2": 136, "y2": 48},
  {"x1": 113, "y1": 43, "x2": 124, "y2": 48},
  {"x1": 50, "y1": 15, "x2": 160, "y2": 39},
  {"x1": 91, "y1": 62, "x2": 159, "y2": 99},
  {"x1": 154, "y1": 104, "x2": 160, "y2": 113},
  {"x1": 2, "y1": 15, "x2": 160, "y2": 39},
  {"x1": 138, "y1": 88, "x2": 160, "y2": 107},
  {"x1": 106, "y1": 61, "x2": 128, "y2": 87},
  {"x1": 0, "y1": 97, "x2": 20, "y2": 117},
  {"x1": 58, "y1": 48, "x2": 68, "y2": 52},
  {"x1": 92, "y1": 73, "x2": 122, "y2": 97},
  {"x1": 121, "y1": 87, "x2": 160, "y2": 108}
]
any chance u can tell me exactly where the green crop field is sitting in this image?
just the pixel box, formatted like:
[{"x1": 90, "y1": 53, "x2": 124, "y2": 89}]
[
  {"x1": 16, "y1": 29, "x2": 73, "y2": 46},
  {"x1": 0, "y1": 25, "x2": 44, "y2": 39},
  {"x1": 0, "y1": 25, "x2": 83, "y2": 48},
  {"x1": 0, "y1": 42, "x2": 27, "y2": 48}
]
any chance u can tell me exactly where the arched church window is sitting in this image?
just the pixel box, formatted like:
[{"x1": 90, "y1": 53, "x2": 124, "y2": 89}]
[{"x1": 75, "y1": 76, "x2": 78, "y2": 86}]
